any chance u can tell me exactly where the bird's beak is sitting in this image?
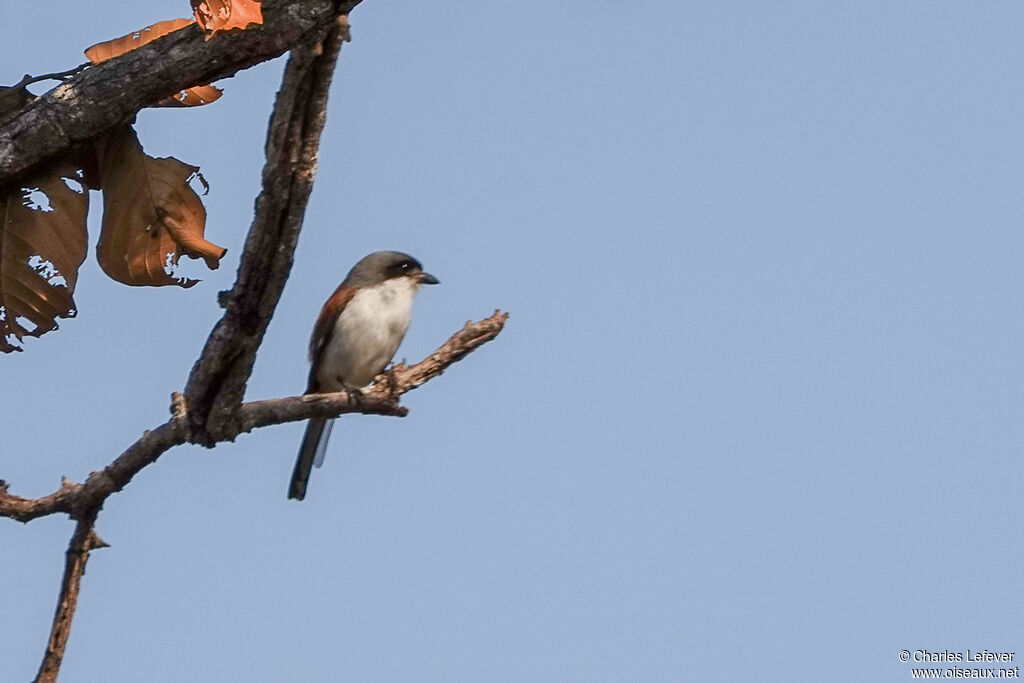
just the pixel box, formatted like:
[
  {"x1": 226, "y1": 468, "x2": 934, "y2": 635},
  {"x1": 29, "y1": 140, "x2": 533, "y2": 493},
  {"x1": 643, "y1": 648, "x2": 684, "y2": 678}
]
[{"x1": 418, "y1": 271, "x2": 440, "y2": 285}]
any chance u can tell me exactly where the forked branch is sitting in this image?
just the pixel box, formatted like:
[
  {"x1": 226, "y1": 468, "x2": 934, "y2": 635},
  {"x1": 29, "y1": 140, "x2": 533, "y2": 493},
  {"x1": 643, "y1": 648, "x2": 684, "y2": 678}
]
[
  {"x1": 0, "y1": 311, "x2": 509, "y2": 526},
  {"x1": 1, "y1": 5, "x2": 509, "y2": 682},
  {"x1": 2, "y1": 308, "x2": 506, "y2": 683}
]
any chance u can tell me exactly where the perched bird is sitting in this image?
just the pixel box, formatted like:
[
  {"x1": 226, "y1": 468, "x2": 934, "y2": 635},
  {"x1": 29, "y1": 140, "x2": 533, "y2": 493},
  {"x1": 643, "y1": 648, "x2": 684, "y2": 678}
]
[{"x1": 288, "y1": 251, "x2": 439, "y2": 500}]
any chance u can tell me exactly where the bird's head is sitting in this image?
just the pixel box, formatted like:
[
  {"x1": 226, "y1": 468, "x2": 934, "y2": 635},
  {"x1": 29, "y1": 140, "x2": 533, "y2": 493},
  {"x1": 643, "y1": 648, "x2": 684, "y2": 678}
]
[{"x1": 344, "y1": 250, "x2": 439, "y2": 288}]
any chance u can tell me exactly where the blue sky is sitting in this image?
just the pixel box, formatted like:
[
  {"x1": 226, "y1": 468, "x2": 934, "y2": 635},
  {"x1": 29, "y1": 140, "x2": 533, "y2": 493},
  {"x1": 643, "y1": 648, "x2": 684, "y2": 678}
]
[{"x1": 3, "y1": 2, "x2": 1023, "y2": 681}]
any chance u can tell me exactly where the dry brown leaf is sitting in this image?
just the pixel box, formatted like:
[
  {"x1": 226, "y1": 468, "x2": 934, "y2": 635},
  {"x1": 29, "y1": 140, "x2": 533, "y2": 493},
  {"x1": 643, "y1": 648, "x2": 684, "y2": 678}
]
[
  {"x1": 85, "y1": 19, "x2": 223, "y2": 107},
  {"x1": 96, "y1": 126, "x2": 225, "y2": 288},
  {"x1": 192, "y1": 0, "x2": 264, "y2": 35},
  {"x1": 0, "y1": 162, "x2": 89, "y2": 352}
]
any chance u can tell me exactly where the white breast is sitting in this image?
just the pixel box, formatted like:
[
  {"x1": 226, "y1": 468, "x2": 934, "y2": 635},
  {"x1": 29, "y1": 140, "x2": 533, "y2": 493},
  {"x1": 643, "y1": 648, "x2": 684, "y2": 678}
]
[{"x1": 316, "y1": 277, "x2": 419, "y2": 391}]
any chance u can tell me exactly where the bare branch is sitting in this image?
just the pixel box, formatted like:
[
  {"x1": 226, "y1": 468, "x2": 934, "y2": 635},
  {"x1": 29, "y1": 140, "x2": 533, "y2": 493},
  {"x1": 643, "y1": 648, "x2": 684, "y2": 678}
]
[
  {"x1": 238, "y1": 311, "x2": 510, "y2": 431},
  {"x1": 389, "y1": 311, "x2": 513, "y2": 391},
  {"x1": 2, "y1": 5, "x2": 509, "y2": 679},
  {"x1": 0, "y1": 479, "x2": 79, "y2": 523},
  {"x1": 184, "y1": 13, "x2": 352, "y2": 445},
  {"x1": 0, "y1": 311, "x2": 509, "y2": 523},
  {"x1": 0, "y1": 420, "x2": 189, "y2": 523},
  {"x1": 9, "y1": 64, "x2": 90, "y2": 91},
  {"x1": 34, "y1": 509, "x2": 105, "y2": 683},
  {"x1": 0, "y1": 0, "x2": 362, "y2": 184}
]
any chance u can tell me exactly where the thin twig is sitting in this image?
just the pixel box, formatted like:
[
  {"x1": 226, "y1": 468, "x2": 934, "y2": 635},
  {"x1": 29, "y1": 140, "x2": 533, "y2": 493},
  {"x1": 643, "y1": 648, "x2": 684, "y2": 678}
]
[
  {"x1": 0, "y1": 0, "x2": 364, "y2": 184},
  {"x1": 9, "y1": 63, "x2": 89, "y2": 91}
]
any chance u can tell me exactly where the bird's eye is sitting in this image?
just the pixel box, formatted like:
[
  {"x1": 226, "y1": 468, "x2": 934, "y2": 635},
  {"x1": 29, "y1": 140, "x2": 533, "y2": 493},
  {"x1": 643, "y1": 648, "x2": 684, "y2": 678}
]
[{"x1": 398, "y1": 261, "x2": 412, "y2": 271}]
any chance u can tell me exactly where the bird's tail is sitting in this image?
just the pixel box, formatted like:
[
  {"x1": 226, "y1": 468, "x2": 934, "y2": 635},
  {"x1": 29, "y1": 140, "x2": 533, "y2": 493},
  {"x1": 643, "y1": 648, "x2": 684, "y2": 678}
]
[{"x1": 288, "y1": 418, "x2": 336, "y2": 501}]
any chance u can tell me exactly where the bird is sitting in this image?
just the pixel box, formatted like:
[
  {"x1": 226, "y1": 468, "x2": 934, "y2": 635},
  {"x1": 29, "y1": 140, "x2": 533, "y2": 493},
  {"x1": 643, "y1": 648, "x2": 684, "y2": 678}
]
[{"x1": 288, "y1": 250, "x2": 439, "y2": 501}]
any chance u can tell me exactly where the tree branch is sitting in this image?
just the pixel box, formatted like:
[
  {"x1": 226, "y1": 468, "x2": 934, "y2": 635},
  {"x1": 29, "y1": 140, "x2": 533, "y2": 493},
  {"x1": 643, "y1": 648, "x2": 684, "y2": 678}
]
[
  {"x1": 34, "y1": 510, "x2": 107, "y2": 683},
  {"x1": 9, "y1": 64, "x2": 90, "y2": 91},
  {"x1": 238, "y1": 311, "x2": 510, "y2": 431},
  {"x1": 184, "y1": 13, "x2": 351, "y2": 445},
  {"x1": 0, "y1": 0, "x2": 362, "y2": 184},
  {"x1": 3, "y1": 5, "x2": 510, "y2": 680},
  {"x1": 3, "y1": 308, "x2": 507, "y2": 683},
  {"x1": 0, "y1": 311, "x2": 508, "y2": 524}
]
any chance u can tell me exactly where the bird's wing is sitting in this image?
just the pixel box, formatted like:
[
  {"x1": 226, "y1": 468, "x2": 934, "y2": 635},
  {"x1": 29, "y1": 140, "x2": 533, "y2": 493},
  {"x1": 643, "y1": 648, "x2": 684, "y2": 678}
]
[{"x1": 306, "y1": 284, "x2": 357, "y2": 393}]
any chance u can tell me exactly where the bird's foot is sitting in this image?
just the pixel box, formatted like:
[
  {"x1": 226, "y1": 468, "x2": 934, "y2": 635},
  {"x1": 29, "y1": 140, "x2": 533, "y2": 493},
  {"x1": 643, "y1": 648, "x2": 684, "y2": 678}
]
[
  {"x1": 383, "y1": 365, "x2": 403, "y2": 401},
  {"x1": 346, "y1": 387, "x2": 364, "y2": 408}
]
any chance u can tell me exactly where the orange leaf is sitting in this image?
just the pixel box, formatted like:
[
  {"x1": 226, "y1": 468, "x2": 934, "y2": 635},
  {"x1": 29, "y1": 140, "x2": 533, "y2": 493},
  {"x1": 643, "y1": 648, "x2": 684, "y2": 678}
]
[
  {"x1": 156, "y1": 84, "x2": 223, "y2": 107},
  {"x1": 84, "y1": 18, "x2": 192, "y2": 61},
  {"x1": 192, "y1": 0, "x2": 263, "y2": 35},
  {"x1": 95, "y1": 126, "x2": 226, "y2": 288},
  {"x1": 0, "y1": 162, "x2": 89, "y2": 352},
  {"x1": 84, "y1": 19, "x2": 223, "y2": 107}
]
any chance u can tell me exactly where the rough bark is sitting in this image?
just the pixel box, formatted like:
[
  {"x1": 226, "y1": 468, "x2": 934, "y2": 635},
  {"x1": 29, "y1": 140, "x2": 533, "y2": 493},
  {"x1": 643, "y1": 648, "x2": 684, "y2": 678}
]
[
  {"x1": 184, "y1": 13, "x2": 351, "y2": 445},
  {"x1": 0, "y1": 0, "x2": 361, "y2": 185},
  {"x1": 0, "y1": 311, "x2": 508, "y2": 524},
  {"x1": 33, "y1": 512, "x2": 107, "y2": 683},
  {"x1": 1, "y1": 5, "x2": 509, "y2": 681}
]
